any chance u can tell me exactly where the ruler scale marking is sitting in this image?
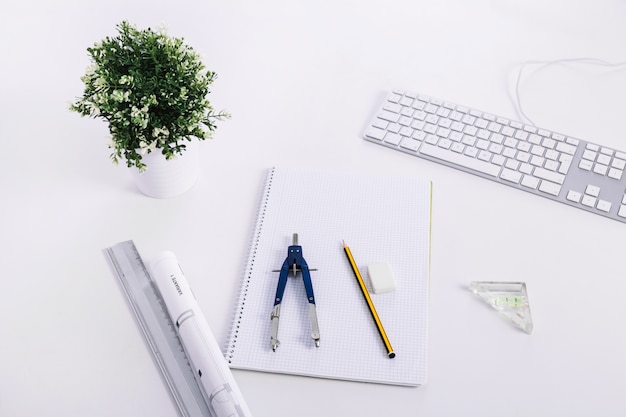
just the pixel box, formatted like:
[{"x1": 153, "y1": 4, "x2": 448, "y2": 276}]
[{"x1": 103, "y1": 240, "x2": 212, "y2": 417}]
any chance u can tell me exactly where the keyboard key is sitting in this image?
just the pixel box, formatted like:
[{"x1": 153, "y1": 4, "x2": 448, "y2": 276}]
[
  {"x1": 505, "y1": 159, "x2": 520, "y2": 170},
  {"x1": 365, "y1": 127, "x2": 385, "y2": 141},
  {"x1": 544, "y1": 160, "x2": 558, "y2": 171},
  {"x1": 383, "y1": 102, "x2": 402, "y2": 113},
  {"x1": 585, "y1": 185, "x2": 600, "y2": 197},
  {"x1": 517, "y1": 152, "x2": 531, "y2": 163},
  {"x1": 488, "y1": 122, "x2": 502, "y2": 133},
  {"x1": 566, "y1": 190, "x2": 582, "y2": 203},
  {"x1": 439, "y1": 138, "x2": 452, "y2": 149},
  {"x1": 464, "y1": 125, "x2": 478, "y2": 136},
  {"x1": 502, "y1": 126, "x2": 515, "y2": 137},
  {"x1": 597, "y1": 200, "x2": 612, "y2": 212},
  {"x1": 515, "y1": 130, "x2": 529, "y2": 141},
  {"x1": 400, "y1": 138, "x2": 420, "y2": 152},
  {"x1": 581, "y1": 195, "x2": 597, "y2": 207},
  {"x1": 597, "y1": 154, "x2": 611, "y2": 165},
  {"x1": 379, "y1": 109, "x2": 400, "y2": 122},
  {"x1": 502, "y1": 147, "x2": 517, "y2": 159},
  {"x1": 579, "y1": 159, "x2": 593, "y2": 171},
  {"x1": 492, "y1": 154, "x2": 506, "y2": 165},
  {"x1": 425, "y1": 114, "x2": 439, "y2": 124},
  {"x1": 389, "y1": 92, "x2": 402, "y2": 102},
  {"x1": 465, "y1": 147, "x2": 478, "y2": 158},
  {"x1": 608, "y1": 168, "x2": 623, "y2": 180},
  {"x1": 543, "y1": 138, "x2": 556, "y2": 149},
  {"x1": 593, "y1": 164, "x2": 608, "y2": 176},
  {"x1": 399, "y1": 96, "x2": 414, "y2": 107},
  {"x1": 534, "y1": 167, "x2": 565, "y2": 185},
  {"x1": 538, "y1": 180, "x2": 561, "y2": 196},
  {"x1": 450, "y1": 131, "x2": 463, "y2": 141},
  {"x1": 462, "y1": 135, "x2": 477, "y2": 147},
  {"x1": 399, "y1": 126, "x2": 413, "y2": 137},
  {"x1": 478, "y1": 150, "x2": 492, "y2": 162},
  {"x1": 372, "y1": 118, "x2": 388, "y2": 130},
  {"x1": 556, "y1": 142, "x2": 577, "y2": 155},
  {"x1": 451, "y1": 142, "x2": 465, "y2": 153},
  {"x1": 419, "y1": 143, "x2": 501, "y2": 176},
  {"x1": 612, "y1": 158, "x2": 626, "y2": 170},
  {"x1": 424, "y1": 124, "x2": 437, "y2": 134},
  {"x1": 531, "y1": 145, "x2": 545, "y2": 156},
  {"x1": 399, "y1": 116, "x2": 412, "y2": 127},
  {"x1": 476, "y1": 139, "x2": 489, "y2": 150},
  {"x1": 530, "y1": 155, "x2": 545, "y2": 167},
  {"x1": 517, "y1": 142, "x2": 531, "y2": 152},
  {"x1": 519, "y1": 163, "x2": 533, "y2": 175},
  {"x1": 582, "y1": 149, "x2": 597, "y2": 160},
  {"x1": 413, "y1": 131, "x2": 426, "y2": 141},
  {"x1": 500, "y1": 168, "x2": 522, "y2": 184},
  {"x1": 545, "y1": 149, "x2": 559, "y2": 160},
  {"x1": 558, "y1": 155, "x2": 573, "y2": 174},
  {"x1": 384, "y1": 132, "x2": 402, "y2": 146},
  {"x1": 528, "y1": 134, "x2": 541, "y2": 145},
  {"x1": 521, "y1": 175, "x2": 540, "y2": 189}
]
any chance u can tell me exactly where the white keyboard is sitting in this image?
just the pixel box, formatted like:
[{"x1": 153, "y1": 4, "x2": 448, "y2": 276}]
[{"x1": 364, "y1": 90, "x2": 626, "y2": 223}]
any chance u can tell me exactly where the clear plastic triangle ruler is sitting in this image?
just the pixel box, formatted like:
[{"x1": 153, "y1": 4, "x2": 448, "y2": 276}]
[
  {"x1": 103, "y1": 240, "x2": 212, "y2": 417},
  {"x1": 469, "y1": 281, "x2": 533, "y2": 334}
]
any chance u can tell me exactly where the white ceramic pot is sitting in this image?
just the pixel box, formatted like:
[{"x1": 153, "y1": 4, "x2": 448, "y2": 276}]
[{"x1": 130, "y1": 143, "x2": 199, "y2": 198}]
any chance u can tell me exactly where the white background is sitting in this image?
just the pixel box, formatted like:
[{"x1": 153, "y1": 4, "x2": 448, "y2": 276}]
[{"x1": 1, "y1": 1, "x2": 626, "y2": 416}]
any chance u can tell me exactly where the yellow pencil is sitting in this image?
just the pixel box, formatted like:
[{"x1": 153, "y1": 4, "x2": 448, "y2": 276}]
[{"x1": 342, "y1": 241, "x2": 395, "y2": 359}]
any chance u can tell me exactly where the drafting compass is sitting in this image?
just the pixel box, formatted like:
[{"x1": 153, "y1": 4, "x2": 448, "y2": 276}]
[{"x1": 270, "y1": 233, "x2": 320, "y2": 351}]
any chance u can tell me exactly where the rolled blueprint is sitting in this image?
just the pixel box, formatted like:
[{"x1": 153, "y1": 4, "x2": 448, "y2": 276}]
[{"x1": 150, "y1": 251, "x2": 254, "y2": 417}]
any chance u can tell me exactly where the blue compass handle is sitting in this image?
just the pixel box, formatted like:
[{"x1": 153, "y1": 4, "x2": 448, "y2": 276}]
[
  {"x1": 273, "y1": 244, "x2": 316, "y2": 306},
  {"x1": 274, "y1": 261, "x2": 289, "y2": 306},
  {"x1": 299, "y1": 262, "x2": 316, "y2": 305}
]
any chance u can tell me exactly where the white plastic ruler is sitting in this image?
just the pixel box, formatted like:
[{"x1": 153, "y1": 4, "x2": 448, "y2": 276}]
[{"x1": 103, "y1": 240, "x2": 212, "y2": 417}]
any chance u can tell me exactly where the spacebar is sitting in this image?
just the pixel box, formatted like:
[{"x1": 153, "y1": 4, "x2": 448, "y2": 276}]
[{"x1": 419, "y1": 143, "x2": 501, "y2": 176}]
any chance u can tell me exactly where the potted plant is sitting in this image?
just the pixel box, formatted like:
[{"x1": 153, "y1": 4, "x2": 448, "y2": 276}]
[{"x1": 70, "y1": 21, "x2": 229, "y2": 197}]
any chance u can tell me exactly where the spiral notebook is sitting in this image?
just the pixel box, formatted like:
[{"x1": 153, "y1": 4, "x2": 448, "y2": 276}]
[{"x1": 225, "y1": 166, "x2": 432, "y2": 386}]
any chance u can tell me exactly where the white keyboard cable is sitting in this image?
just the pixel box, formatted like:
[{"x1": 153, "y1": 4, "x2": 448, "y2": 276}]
[{"x1": 510, "y1": 57, "x2": 626, "y2": 126}]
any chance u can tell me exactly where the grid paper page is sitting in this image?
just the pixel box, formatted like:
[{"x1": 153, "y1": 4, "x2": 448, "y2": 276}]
[{"x1": 226, "y1": 167, "x2": 431, "y2": 386}]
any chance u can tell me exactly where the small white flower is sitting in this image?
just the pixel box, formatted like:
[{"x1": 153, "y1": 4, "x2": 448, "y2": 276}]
[
  {"x1": 156, "y1": 23, "x2": 168, "y2": 35},
  {"x1": 111, "y1": 89, "x2": 129, "y2": 102},
  {"x1": 152, "y1": 126, "x2": 170, "y2": 138},
  {"x1": 85, "y1": 64, "x2": 97, "y2": 76},
  {"x1": 119, "y1": 75, "x2": 133, "y2": 85}
]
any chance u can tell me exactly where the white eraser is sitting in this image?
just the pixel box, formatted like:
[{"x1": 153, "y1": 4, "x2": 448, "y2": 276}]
[{"x1": 367, "y1": 262, "x2": 395, "y2": 294}]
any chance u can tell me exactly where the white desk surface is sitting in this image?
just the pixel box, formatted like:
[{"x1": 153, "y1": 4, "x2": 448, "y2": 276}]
[{"x1": 2, "y1": 1, "x2": 626, "y2": 415}]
